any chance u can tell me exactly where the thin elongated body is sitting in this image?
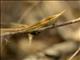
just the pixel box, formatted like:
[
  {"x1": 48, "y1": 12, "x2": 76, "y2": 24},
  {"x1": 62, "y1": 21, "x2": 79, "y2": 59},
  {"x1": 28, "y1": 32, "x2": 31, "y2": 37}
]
[{"x1": 0, "y1": 11, "x2": 64, "y2": 36}]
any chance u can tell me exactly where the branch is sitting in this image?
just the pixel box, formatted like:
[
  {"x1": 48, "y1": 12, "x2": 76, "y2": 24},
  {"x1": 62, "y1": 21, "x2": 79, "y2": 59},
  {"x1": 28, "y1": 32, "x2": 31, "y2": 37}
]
[
  {"x1": 68, "y1": 47, "x2": 80, "y2": 60},
  {"x1": 37, "y1": 17, "x2": 80, "y2": 31}
]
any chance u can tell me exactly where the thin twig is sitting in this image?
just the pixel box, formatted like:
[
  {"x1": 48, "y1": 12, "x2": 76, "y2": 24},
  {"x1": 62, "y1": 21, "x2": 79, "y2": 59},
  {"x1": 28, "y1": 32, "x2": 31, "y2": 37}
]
[
  {"x1": 68, "y1": 47, "x2": 80, "y2": 60},
  {"x1": 54, "y1": 17, "x2": 80, "y2": 28},
  {"x1": 28, "y1": 33, "x2": 33, "y2": 47},
  {"x1": 38, "y1": 17, "x2": 80, "y2": 31}
]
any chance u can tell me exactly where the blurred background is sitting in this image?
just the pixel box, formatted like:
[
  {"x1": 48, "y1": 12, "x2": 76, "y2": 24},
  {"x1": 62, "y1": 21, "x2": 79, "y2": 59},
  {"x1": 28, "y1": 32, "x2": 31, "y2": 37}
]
[
  {"x1": 1, "y1": 1, "x2": 80, "y2": 60},
  {"x1": 1, "y1": 1, "x2": 80, "y2": 25}
]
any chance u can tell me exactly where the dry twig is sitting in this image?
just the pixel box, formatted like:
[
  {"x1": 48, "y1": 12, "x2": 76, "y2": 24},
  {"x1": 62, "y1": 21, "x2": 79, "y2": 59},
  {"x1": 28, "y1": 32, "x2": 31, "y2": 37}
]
[{"x1": 68, "y1": 47, "x2": 80, "y2": 60}]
